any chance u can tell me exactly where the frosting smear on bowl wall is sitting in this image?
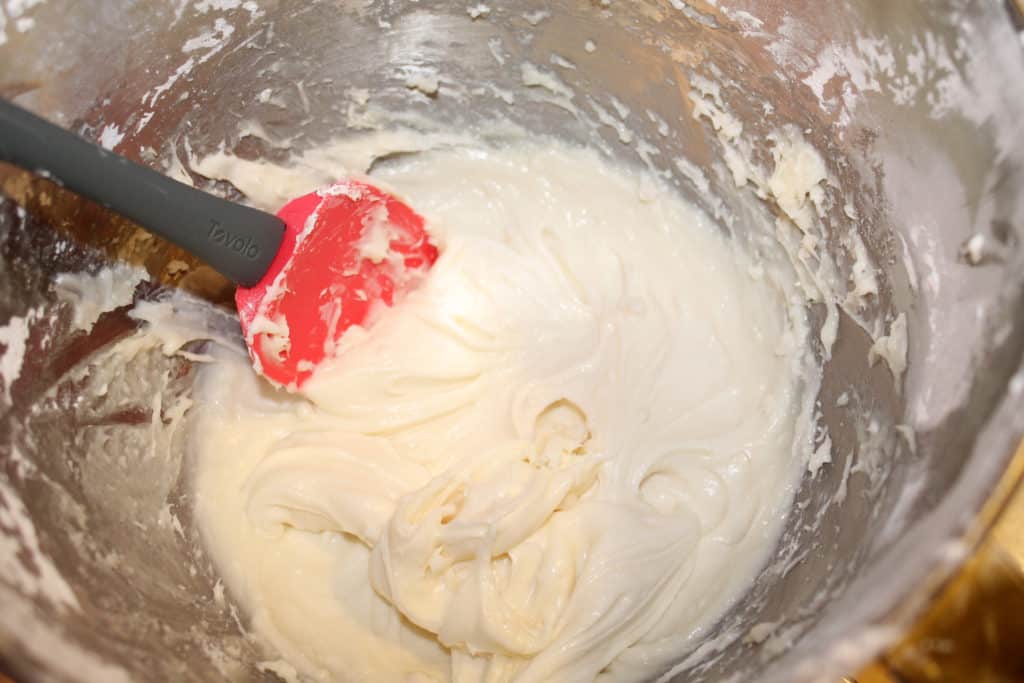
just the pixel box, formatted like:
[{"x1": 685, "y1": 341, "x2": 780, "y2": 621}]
[
  {"x1": 3, "y1": 2, "x2": 1024, "y2": 683},
  {"x1": 192, "y1": 136, "x2": 820, "y2": 682}
]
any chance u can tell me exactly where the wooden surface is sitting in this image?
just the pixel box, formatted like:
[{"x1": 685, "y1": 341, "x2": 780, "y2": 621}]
[{"x1": 852, "y1": 442, "x2": 1024, "y2": 683}]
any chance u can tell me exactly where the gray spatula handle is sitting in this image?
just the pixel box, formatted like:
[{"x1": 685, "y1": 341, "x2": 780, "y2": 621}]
[{"x1": 0, "y1": 98, "x2": 284, "y2": 287}]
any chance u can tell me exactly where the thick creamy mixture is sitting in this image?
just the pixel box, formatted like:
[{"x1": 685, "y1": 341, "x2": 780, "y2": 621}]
[{"x1": 193, "y1": 140, "x2": 813, "y2": 682}]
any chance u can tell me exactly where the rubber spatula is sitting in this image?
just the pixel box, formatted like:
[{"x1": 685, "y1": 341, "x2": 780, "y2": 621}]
[{"x1": 0, "y1": 98, "x2": 438, "y2": 389}]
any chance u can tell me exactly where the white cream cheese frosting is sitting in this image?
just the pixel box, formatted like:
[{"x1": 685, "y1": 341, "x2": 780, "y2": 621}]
[{"x1": 192, "y1": 138, "x2": 815, "y2": 682}]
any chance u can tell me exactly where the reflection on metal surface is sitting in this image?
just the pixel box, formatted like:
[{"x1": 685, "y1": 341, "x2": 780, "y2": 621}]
[
  {"x1": 0, "y1": 169, "x2": 234, "y2": 304},
  {"x1": 1009, "y1": 0, "x2": 1024, "y2": 29},
  {"x1": 853, "y1": 443, "x2": 1024, "y2": 683},
  {"x1": 1, "y1": 2, "x2": 1023, "y2": 682}
]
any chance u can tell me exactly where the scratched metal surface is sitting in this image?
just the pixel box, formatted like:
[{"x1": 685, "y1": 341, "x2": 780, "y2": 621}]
[{"x1": 0, "y1": 2, "x2": 1023, "y2": 682}]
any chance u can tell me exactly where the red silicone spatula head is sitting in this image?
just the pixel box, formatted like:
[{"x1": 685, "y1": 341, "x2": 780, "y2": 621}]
[{"x1": 235, "y1": 180, "x2": 438, "y2": 389}]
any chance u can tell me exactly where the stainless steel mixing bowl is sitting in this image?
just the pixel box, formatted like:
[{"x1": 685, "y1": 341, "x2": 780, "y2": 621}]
[{"x1": 1, "y1": 1, "x2": 1022, "y2": 682}]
